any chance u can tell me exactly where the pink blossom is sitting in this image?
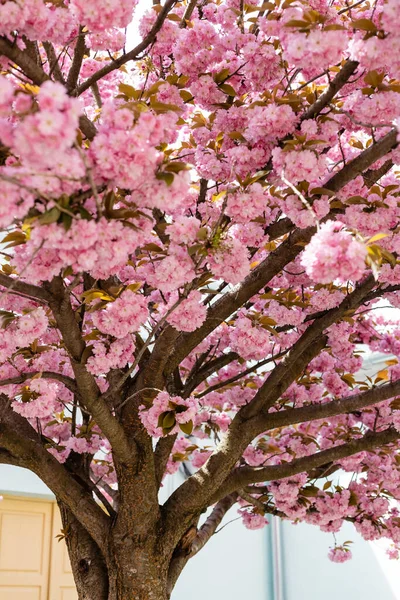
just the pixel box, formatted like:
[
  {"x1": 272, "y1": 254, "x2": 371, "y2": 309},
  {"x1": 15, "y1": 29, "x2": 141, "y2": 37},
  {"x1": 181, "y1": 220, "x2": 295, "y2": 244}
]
[
  {"x1": 91, "y1": 290, "x2": 149, "y2": 338},
  {"x1": 301, "y1": 221, "x2": 367, "y2": 284},
  {"x1": 328, "y1": 546, "x2": 352, "y2": 564},
  {"x1": 166, "y1": 291, "x2": 207, "y2": 332},
  {"x1": 208, "y1": 238, "x2": 250, "y2": 285}
]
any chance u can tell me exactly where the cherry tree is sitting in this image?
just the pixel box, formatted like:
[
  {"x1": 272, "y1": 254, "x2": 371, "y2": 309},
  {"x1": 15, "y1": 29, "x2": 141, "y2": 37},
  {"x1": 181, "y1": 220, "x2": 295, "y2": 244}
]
[{"x1": 2, "y1": 0, "x2": 400, "y2": 597}]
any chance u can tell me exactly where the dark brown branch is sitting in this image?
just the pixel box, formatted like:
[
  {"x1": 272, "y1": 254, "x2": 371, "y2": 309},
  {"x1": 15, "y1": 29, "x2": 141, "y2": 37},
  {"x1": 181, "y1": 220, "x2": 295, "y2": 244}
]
[
  {"x1": 363, "y1": 159, "x2": 393, "y2": 187},
  {"x1": 164, "y1": 279, "x2": 376, "y2": 523},
  {"x1": 0, "y1": 37, "x2": 96, "y2": 140},
  {"x1": 325, "y1": 129, "x2": 397, "y2": 192},
  {"x1": 0, "y1": 398, "x2": 109, "y2": 550},
  {"x1": 190, "y1": 493, "x2": 238, "y2": 556},
  {"x1": 0, "y1": 273, "x2": 51, "y2": 303},
  {"x1": 165, "y1": 130, "x2": 397, "y2": 373},
  {"x1": 215, "y1": 427, "x2": 400, "y2": 499},
  {"x1": 23, "y1": 39, "x2": 41, "y2": 67},
  {"x1": 240, "y1": 277, "x2": 375, "y2": 421},
  {"x1": 67, "y1": 28, "x2": 87, "y2": 91},
  {"x1": 195, "y1": 350, "x2": 289, "y2": 399},
  {"x1": 43, "y1": 42, "x2": 65, "y2": 84},
  {"x1": 301, "y1": 60, "x2": 359, "y2": 122},
  {"x1": 154, "y1": 433, "x2": 177, "y2": 488},
  {"x1": 167, "y1": 493, "x2": 237, "y2": 596},
  {"x1": 75, "y1": 0, "x2": 178, "y2": 96},
  {"x1": 179, "y1": 0, "x2": 198, "y2": 27},
  {"x1": 46, "y1": 277, "x2": 134, "y2": 464},
  {"x1": 264, "y1": 378, "x2": 400, "y2": 431},
  {"x1": 184, "y1": 351, "x2": 239, "y2": 397},
  {"x1": 0, "y1": 36, "x2": 50, "y2": 85},
  {"x1": 164, "y1": 226, "x2": 314, "y2": 375},
  {"x1": 266, "y1": 135, "x2": 396, "y2": 242}
]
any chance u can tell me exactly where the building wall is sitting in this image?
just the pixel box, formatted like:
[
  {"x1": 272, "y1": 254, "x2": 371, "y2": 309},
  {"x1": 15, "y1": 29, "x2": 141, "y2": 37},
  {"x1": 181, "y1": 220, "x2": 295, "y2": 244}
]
[{"x1": 280, "y1": 520, "x2": 399, "y2": 600}]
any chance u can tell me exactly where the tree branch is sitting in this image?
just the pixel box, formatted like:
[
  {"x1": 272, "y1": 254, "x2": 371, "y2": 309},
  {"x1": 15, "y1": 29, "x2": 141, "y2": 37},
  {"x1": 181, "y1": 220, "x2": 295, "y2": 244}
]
[
  {"x1": 66, "y1": 28, "x2": 87, "y2": 91},
  {"x1": 75, "y1": 0, "x2": 178, "y2": 96},
  {"x1": 0, "y1": 273, "x2": 51, "y2": 303},
  {"x1": 165, "y1": 129, "x2": 397, "y2": 375},
  {"x1": 301, "y1": 60, "x2": 359, "y2": 122},
  {"x1": 215, "y1": 427, "x2": 400, "y2": 499},
  {"x1": 0, "y1": 398, "x2": 109, "y2": 550},
  {"x1": 264, "y1": 379, "x2": 400, "y2": 430},
  {"x1": 0, "y1": 36, "x2": 50, "y2": 85},
  {"x1": 154, "y1": 434, "x2": 177, "y2": 488},
  {"x1": 240, "y1": 277, "x2": 375, "y2": 421},
  {"x1": 166, "y1": 493, "x2": 237, "y2": 596},
  {"x1": 183, "y1": 351, "x2": 239, "y2": 397},
  {"x1": 45, "y1": 277, "x2": 134, "y2": 464},
  {"x1": 43, "y1": 42, "x2": 65, "y2": 84}
]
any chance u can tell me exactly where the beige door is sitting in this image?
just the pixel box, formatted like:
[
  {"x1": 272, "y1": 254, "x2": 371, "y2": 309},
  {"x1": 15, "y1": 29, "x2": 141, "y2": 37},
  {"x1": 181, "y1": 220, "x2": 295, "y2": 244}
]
[
  {"x1": 48, "y1": 509, "x2": 77, "y2": 600},
  {"x1": 0, "y1": 496, "x2": 78, "y2": 600},
  {"x1": 0, "y1": 496, "x2": 53, "y2": 600}
]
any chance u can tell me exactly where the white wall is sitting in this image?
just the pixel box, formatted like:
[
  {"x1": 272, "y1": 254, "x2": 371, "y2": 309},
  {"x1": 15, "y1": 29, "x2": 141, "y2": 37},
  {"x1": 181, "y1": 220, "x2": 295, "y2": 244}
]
[
  {"x1": 173, "y1": 515, "x2": 269, "y2": 600},
  {"x1": 0, "y1": 464, "x2": 53, "y2": 497},
  {"x1": 281, "y1": 520, "x2": 398, "y2": 600}
]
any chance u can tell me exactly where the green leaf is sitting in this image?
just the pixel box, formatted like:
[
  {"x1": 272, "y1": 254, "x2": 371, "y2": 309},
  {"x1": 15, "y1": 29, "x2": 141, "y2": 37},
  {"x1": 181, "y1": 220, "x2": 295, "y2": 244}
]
[
  {"x1": 158, "y1": 411, "x2": 176, "y2": 435},
  {"x1": 351, "y1": 18, "x2": 377, "y2": 32},
  {"x1": 164, "y1": 161, "x2": 191, "y2": 173},
  {"x1": 0, "y1": 310, "x2": 16, "y2": 329},
  {"x1": 179, "y1": 89, "x2": 194, "y2": 102},
  {"x1": 118, "y1": 83, "x2": 140, "y2": 99},
  {"x1": 179, "y1": 420, "x2": 194, "y2": 435},
  {"x1": 149, "y1": 100, "x2": 183, "y2": 114},
  {"x1": 309, "y1": 187, "x2": 336, "y2": 197},
  {"x1": 219, "y1": 83, "x2": 236, "y2": 96},
  {"x1": 2, "y1": 230, "x2": 26, "y2": 248},
  {"x1": 38, "y1": 207, "x2": 61, "y2": 225},
  {"x1": 141, "y1": 242, "x2": 165, "y2": 253},
  {"x1": 213, "y1": 68, "x2": 231, "y2": 84},
  {"x1": 156, "y1": 172, "x2": 174, "y2": 186}
]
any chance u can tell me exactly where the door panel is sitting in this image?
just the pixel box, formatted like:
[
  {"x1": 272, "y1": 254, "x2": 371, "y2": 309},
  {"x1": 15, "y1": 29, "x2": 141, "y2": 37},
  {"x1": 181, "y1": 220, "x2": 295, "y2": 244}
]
[
  {"x1": 0, "y1": 586, "x2": 41, "y2": 599},
  {"x1": 0, "y1": 497, "x2": 52, "y2": 600}
]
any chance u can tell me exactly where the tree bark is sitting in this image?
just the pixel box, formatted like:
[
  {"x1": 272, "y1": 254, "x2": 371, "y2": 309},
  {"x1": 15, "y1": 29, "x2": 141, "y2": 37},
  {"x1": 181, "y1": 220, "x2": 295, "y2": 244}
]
[{"x1": 59, "y1": 502, "x2": 171, "y2": 600}]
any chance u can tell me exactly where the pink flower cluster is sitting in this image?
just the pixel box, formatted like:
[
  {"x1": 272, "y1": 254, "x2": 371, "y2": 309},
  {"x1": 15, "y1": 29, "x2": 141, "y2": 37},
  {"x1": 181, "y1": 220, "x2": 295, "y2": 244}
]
[
  {"x1": 12, "y1": 82, "x2": 82, "y2": 172},
  {"x1": 86, "y1": 336, "x2": 135, "y2": 376},
  {"x1": 246, "y1": 104, "x2": 297, "y2": 145},
  {"x1": 229, "y1": 316, "x2": 272, "y2": 361},
  {"x1": 145, "y1": 245, "x2": 196, "y2": 293},
  {"x1": 90, "y1": 106, "x2": 190, "y2": 213},
  {"x1": 272, "y1": 148, "x2": 327, "y2": 185},
  {"x1": 301, "y1": 221, "x2": 367, "y2": 284},
  {"x1": 226, "y1": 184, "x2": 270, "y2": 224},
  {"x1": 328, "y1": 546, "x2": 352, "y2": 564},
  {"x1": 166, "y1": 291, "x2": 208, "y2": 333},
  {"x1": 283, "y1": 29, "x2": 346, "y2": 76},
  {"x1": 14, "y1": 216, "x2": 151, "y2": 283},
  {"x1": 239, "y1": 510, "x2": 269, "y2": 530},
  {"x1": 168, "y1": 217, "x2": 201, "y2": 245},
  {"x1": 91, "y1": 290, "x2": 149, "y2": 339},
  {"x1": 12, "y1": 379, "x2": 61, "y2": 420},
  {"x1": 139, "y1": 391, "x2": 199, "y2": 437},
  {"x1": 70, "y1": 0, "x2": 138, "y2": 32},
  {"x1": 0, "y1": 0, "x2": 76, "y2": 44},
  {"x1": 208, "y1": 238, "x2": 250, "y2": 285},
  {"x1": 0, "y1": 308, "x2": 48, "y2": 363}
]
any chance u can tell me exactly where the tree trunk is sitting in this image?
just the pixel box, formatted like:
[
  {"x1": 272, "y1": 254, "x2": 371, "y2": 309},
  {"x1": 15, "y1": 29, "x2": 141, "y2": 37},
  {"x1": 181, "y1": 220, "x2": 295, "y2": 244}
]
[
  {"x1": 59, "y1": 504, "x2": 110, "y2": 600},
  {"x1": 59, "y1": 502, "x2": 171, "y2": 600}
]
